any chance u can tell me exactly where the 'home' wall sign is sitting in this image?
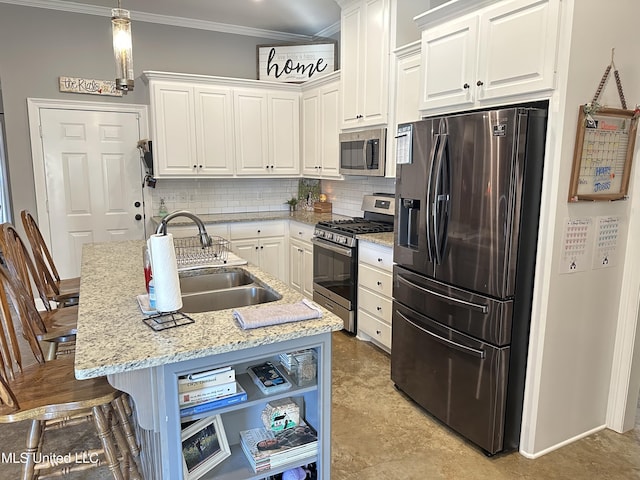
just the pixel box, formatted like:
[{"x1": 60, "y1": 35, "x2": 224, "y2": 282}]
[{"x1": 257, "y1": 42, "x2": 337, "y2": 83}]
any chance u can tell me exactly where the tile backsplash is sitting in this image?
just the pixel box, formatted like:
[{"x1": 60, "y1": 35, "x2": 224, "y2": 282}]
[
  {"x1": 321, "y1": 177, "x2": 396, "y2": 217},
  {"x1": 146, "y1": 177, "x2": 396, "y2": 218}
]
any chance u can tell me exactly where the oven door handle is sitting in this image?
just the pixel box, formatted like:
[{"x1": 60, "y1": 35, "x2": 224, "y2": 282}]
[
  {"x1": 396, "y1": 310, "x2": 486, "y2": 359},
  {"x1": 311, "y1": 237, "x2": 353, "y2": 257}
]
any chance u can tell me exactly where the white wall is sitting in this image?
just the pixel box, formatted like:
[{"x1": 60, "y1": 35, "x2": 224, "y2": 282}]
[
  {"x1": 0, "y1": 4, "x2": 281, "y2": 223},
  {"x1": 520, "y1": 0, "x2": 640, "y2": 456}
]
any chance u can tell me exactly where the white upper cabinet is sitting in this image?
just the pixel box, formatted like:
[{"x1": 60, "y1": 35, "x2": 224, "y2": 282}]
[
  {"x1": 144, "y1": 72, "x2": 300, "y2": 178},
  {"x1": 301, "y1": 72, "x2": 341, "y2": 178},
  {"x1": 419, "y1": 16, "x2": 479, "y2": 111},
  {"x1": 150, "y1": 82, "x2": 198, "y2": 176},
  {"x1": 477, "y1": 0, "x2": 560, "y2": 101},
  {"x1": 150, "y1": 81, "x2": 235, "y2": 177},
  {"x1": 417, "y1": 0, "x2": 560, "y2": 113},
  {"x1": 234, "y1": 89, "x2": 269, "y2": 175},
  {"x1": 267, "y1": 91, "x2": 300, "y2": 176},
  {"x1": 233, "y1": 89, "x2": 301, "y2": 176},
  {"x1": 339, "y1": 0, "x2": 390, "y2": 129},
  {"x1": 194, "y1": 86, "x2": 235, "y2": 176}
]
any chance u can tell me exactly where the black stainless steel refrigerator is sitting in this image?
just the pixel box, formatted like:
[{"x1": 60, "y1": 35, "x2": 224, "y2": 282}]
[{"x1": 392, "y1": 106, "x2": 547, "y2": 455}]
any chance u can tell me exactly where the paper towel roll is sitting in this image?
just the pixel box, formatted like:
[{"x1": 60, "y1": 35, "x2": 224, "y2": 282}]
[{"x1": 147, "y1": 233, "x2": 183, "y2": 313}]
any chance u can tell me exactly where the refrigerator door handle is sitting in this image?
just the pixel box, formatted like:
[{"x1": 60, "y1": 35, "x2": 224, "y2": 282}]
[
  {"x1": 432, "y1": 134, "x2": 450, "y2": 264},
  {"x1": 397, "y1": 274, "x2": 489, "y2": 314},
  {"x1": 425, "y1": 134, "x2": 440, "y2": 263},
  {"x1": 396, "y1": 310, "x2": 486, "y2": 359}
]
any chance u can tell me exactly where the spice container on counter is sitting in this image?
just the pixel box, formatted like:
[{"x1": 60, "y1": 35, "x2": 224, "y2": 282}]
[{"x1": 143, "y1": 244, "x2": 152, "y2": 293}]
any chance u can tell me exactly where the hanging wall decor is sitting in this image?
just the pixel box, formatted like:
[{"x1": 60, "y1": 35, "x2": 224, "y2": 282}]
[
  {"x1": 568, "y1": 49, "x2": 639, "y2": 202},
  {"x1": 58, "y1": 76, "x2": 123, "y2": 97},
  {"x1": 257, "y1": 41, "x2": 337, "y2": 83}
]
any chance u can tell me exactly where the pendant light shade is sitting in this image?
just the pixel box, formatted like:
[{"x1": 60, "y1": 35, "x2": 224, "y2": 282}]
[{"x1": 112, "y1": 3, "x2": 134, "y2": 93}]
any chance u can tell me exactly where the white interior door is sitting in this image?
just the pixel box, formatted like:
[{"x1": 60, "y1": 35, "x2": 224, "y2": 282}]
[{"x1": 38, "y1": 108, "x2": 145, "y2": 278}]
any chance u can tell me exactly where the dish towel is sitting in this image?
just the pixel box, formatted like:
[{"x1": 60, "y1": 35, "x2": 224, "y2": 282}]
[{"x1": 233, "y1": 299, "x2": 323, "y2": 330}]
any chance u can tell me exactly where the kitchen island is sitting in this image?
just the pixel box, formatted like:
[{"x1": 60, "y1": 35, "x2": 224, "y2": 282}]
[{"x1": 74, "y1": 240, "x2": 343, "y2": 480}]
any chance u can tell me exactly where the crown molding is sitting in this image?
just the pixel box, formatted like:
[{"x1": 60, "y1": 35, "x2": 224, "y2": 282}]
[{"x1": 0, "y1": 0, "x2": 322, "y2": 42}]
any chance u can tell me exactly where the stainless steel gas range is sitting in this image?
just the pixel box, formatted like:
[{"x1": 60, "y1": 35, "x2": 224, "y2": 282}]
[{"x1": 311, "y1": 194, "x2": 395, "y2": 333}]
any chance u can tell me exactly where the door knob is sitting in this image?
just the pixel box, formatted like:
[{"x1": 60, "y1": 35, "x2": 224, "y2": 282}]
[
  {"x1": 134, "y1": 201, "x2": 141, "y2": 208},
  {"x1": 135, "y1": 214, "x2": 142, "y2": 221}
]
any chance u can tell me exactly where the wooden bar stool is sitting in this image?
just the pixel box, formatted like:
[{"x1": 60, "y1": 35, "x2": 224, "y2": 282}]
[
  {"x1": 0, "y1": 223, "x2": 76, "y2": 360},
  {"x1": 0, "y1": 265, "x2": 141, "y2": 480},
  {"x1": 20, "y1": 210, "x2": 80, "y2": 307}
]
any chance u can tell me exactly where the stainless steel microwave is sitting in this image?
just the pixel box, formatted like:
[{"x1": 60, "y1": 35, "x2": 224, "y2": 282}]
[{"x1": 339, "y1": 128, "x2": 386, "y2": 176}]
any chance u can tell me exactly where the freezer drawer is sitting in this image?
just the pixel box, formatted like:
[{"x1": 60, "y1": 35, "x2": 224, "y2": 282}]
[
  {"x1": 391, "y1": 301, "x2": 509, "y2": 455},
  {"x1": 393, "y1": 265, "x2": 513, "y2": 346}
]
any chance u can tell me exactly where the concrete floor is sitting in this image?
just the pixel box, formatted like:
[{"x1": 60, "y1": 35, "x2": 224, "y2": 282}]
[
  {"x1": 0, "y1": 331, "x2": 639, "y2": 479},
  {"x1": 331, "y1": 331, "x2": 640, "y2": 480}
]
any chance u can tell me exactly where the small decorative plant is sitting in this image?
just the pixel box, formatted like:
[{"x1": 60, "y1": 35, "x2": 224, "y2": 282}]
[{"x1": 285, "y1": 197, "x2": 299, "y2": 212}]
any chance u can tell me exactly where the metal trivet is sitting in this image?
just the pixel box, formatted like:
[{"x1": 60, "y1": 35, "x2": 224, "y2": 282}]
[{"x1": 143, "y1": 311, "x2": 195, "y2": 331}]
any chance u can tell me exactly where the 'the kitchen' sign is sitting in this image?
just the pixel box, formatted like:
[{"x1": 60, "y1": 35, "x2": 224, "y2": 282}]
[{"x1": 257, "y1": 42, "x2": 336, "y2": 83}]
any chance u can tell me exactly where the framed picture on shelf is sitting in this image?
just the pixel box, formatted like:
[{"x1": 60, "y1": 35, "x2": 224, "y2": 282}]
[{"x1": 181, "y1": 415, "x2": 230, "y2": 480}]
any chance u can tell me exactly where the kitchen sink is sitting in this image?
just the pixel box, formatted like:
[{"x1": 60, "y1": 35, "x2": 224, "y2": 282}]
[
  {"x1": 179, "y1": 267, "x2": 282, "y2": 313},
  {"x1": 179, "y1": 268, "x2": 254, "y2": 294},
  {"x1": 181, "y1": 286, "x2": 281, "y2": 313}
]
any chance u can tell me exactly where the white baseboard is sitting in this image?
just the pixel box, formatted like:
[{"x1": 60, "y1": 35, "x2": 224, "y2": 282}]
[{"x1": 519, "y1": 424, "x2": 606, "y2": 459}]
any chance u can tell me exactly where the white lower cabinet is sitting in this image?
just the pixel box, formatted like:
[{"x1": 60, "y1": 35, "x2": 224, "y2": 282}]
[
  {"x1": 357, "y1": 241, "x2": 393, "y2": 352},
  {"x1": 288, "y1": 222, "x2": 315, "y2": 298},
  {"x1": 229, "y1": 221, "x2": 287, "y2": 282}
]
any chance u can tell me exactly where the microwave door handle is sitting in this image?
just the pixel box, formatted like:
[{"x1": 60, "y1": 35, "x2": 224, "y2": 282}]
[
  {"x1": 396, "y1": 274, "x2": 489, "y2": 314},
  {"x1": 396, "y1": 310, "x2": 486, "y2": 359},
  {"x1": 425, "y1": 134, "x2": 440, "y2": 263}
]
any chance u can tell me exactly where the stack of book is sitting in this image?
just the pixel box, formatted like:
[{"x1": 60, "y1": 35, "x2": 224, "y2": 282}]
[
  {"x1": 239, "y1": 421, "x2": 318, "y2": 473},
  {"x1": 178, "y1": 366, "x2": 247, "y2": 417}
]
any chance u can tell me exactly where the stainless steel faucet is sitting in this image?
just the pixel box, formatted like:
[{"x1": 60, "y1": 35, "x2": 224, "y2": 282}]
[{"x1": 156, "y1": 210, "x2": 211, "y2": 247}]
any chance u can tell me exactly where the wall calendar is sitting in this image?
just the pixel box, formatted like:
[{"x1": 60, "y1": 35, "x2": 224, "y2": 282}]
[{"x1": 568, "y1": 106, "x2": 638, "y2": 202}]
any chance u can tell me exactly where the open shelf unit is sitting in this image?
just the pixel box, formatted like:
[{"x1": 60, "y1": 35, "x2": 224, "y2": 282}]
[{"x1": 151, "y1": 333, "x2": 332, "y2": 480}]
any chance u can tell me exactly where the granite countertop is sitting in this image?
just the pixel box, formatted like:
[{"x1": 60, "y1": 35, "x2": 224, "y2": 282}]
[
  {"x1": 74, "y1": 240, "x2": 343, "y2": 380},
  {"x1": 356, "y1": 232, "x2": 394, "y2": 248}
]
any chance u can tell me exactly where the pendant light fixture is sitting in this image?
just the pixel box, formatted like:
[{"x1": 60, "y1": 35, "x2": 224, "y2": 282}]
[{"x1": 111, "y1": 0, "x2": 134, "y2": 93}]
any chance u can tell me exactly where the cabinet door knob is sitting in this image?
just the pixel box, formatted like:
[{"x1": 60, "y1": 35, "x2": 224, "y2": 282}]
[
  {"x1": 257, "y1": 229, "x2": 261, "y2": 233},
  {"x1": 377, "y1": 281, "x2": 382, "y2": 286},
  {"x1": 193, "y1": 164, "x2": 197, "y2": 168},
  {"x1": 377, "y1": 306, "x2": 382, "y2": 311},
  {"x1": 199, "y1": 165, "x2": 203, "y2": 168},
  {"x1": 134, "y1": 201, "x2": 141, "y2": 208},
  {"x1": 266, "y1": 165, "x2": 269, "y2": 169},
  {"x1": 260, "y1": 246, "x2": 264, "y2": 249},
  {"x1": 463, "y1": 83, "x2": 470, "y2": 89},
  {"x1": 376, "y1": 330, "x2": 381, "y2": 335},
  {"x1": 476, "y1": 80, "x2": 484, "y2": 86},
  {"x1": 255, "y1": 246, "x2": 259, "y2": 250},
  {"x1": 377, "y1": 258, "x2": 383, "y2": 262},
  {"x1": 135, "y1": 214, "x2": 142, "y2": 221}
]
